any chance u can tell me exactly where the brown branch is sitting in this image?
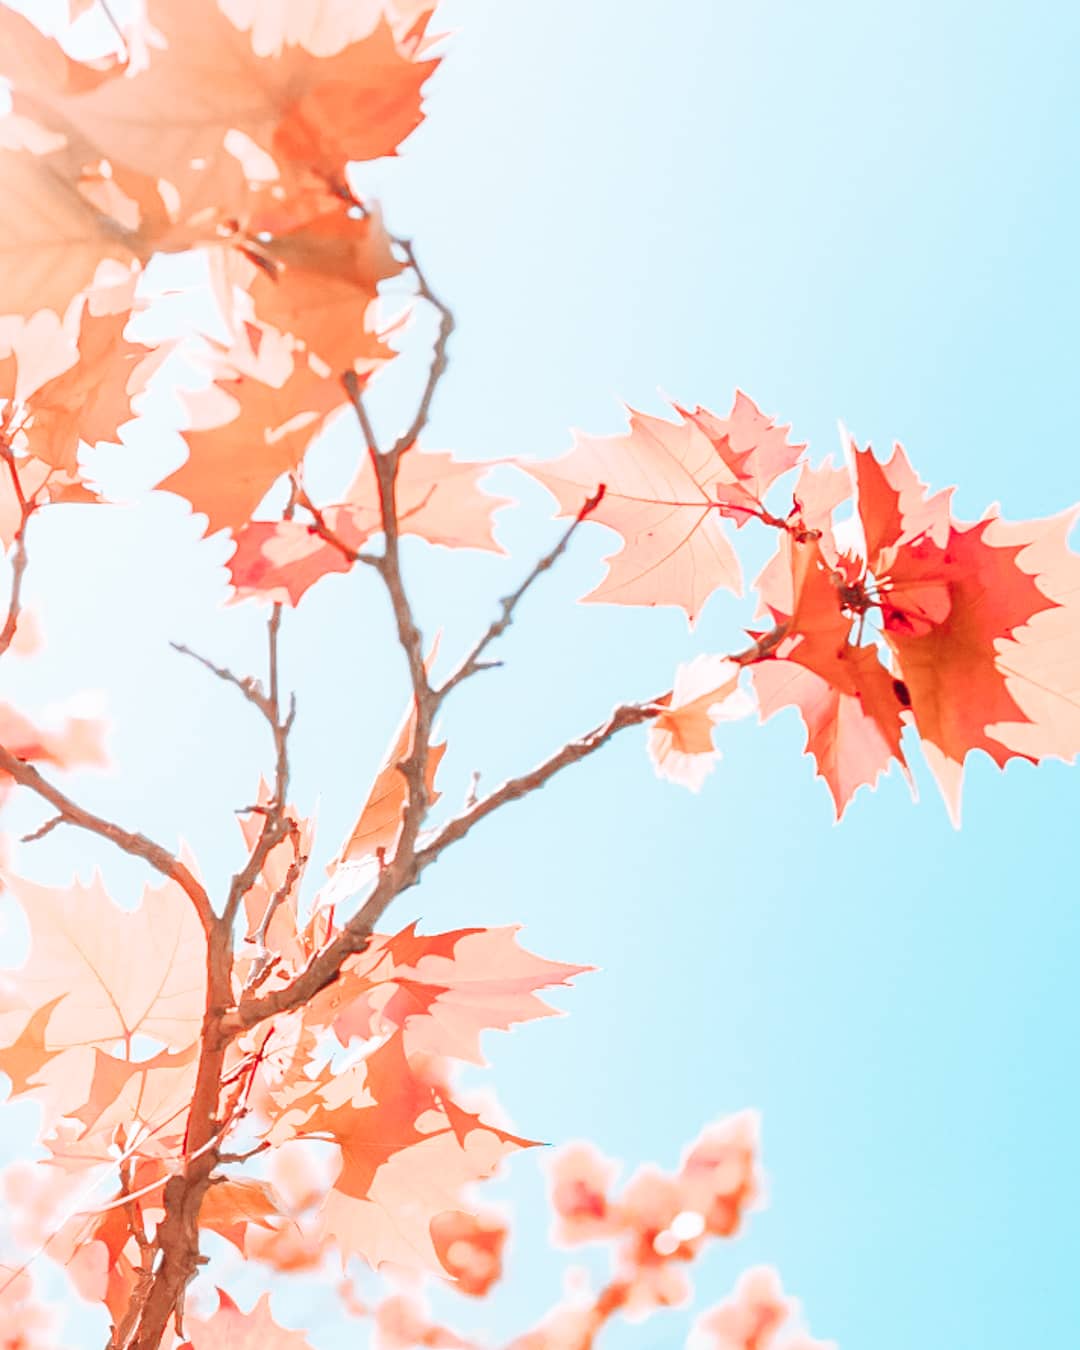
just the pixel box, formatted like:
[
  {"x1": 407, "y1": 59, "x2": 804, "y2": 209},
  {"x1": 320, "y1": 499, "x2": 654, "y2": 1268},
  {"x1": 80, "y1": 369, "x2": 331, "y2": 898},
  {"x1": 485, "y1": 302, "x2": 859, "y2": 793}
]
[
  {"x1": 220, "y1": 603, "x2": 297, "y2": 934},
  {"x1": 438, "y1": 486, "x2": 607, "y2": 701},
  {"x1": 413, "y1": 696, "x2": 665, "y2": 868},
  {"x1": 20, "y1": 813, "x2": 64, "y2": 844},
  {"x1": 0, "y1": 746, "x2": 214, "y2": 933},
  {"x1": 389, "y1": 238, "x2": 455, "y2": 458},
  {"x1": 0, "y1": 452, "x2": 35, "y2": 661},
  {"x1": 342, "y1": 372, "x2": 436, "y2": 866},
  {"x1": 170, "y1": 642, "x2": 275, "y2": 721},
  {"x1": 296, "y1": 487, "x2": 379, "y2": 569}
]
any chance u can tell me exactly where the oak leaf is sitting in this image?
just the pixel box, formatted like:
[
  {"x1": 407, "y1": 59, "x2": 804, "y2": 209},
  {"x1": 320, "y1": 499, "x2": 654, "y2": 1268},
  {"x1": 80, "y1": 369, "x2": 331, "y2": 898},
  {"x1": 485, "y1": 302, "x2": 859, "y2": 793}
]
[
  {"x1": 2, "y1": 871, "x2": 206, "y2": 1059},
  {"x1": 296, "y1": 1036, "x2": 533, "y2": 1270},
  {"x1": 200, "y1": 1178, "x2": 285, "y2": 1253},
  {"x1": 245, "y1": 207, "x2": 401, "y2": 373},
  {"x1": 157, "y1": 357, "x2": 347, "y2": 535},
  {"x1": 6, "y1": 2, "x2": 437, "y2": 185},
  {"x1": 229, "y1": 448, "x2": 510, "y2": 605},
  {"x1": 678, "y1": 390, "x2": 806, "y2": 526},
  {"x1": 330, "y1": 925, "x2": 588, "y2": 1065},
  {"x1": 983, "y1": 510, "x2": 1080, "y2": 762},
  {"x1": 183, "y1": 1289, "x2": 315, "y2": 1350},
  {"x1": 526, "y1": 405, "x2": 745, "y2": 623}
]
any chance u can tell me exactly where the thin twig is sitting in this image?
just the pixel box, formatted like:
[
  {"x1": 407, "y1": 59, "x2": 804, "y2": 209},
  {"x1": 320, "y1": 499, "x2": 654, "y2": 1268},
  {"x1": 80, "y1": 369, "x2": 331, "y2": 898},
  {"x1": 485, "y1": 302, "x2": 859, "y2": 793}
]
[
  {"x1": 0, "y1": 452, "x2": 34, "y2": 661},
  {"x1": 438, "y1": 486, "x2": 607, "y2": 701},
  {"x1": 170, "y1": 642, "x2": 274, "y2": 720},
  {"x1": 413, "y1": 696, "x2": 665, "y2": 868},
  {"x1": 223, "y1": 622, "x2": 789, "y2": 1038},
  {"x1": 389, "y1": 239, "x2": 455, "y2": 458},
  {"x1": 20, "y1": 814, "x2": 64, "y2": 844}
]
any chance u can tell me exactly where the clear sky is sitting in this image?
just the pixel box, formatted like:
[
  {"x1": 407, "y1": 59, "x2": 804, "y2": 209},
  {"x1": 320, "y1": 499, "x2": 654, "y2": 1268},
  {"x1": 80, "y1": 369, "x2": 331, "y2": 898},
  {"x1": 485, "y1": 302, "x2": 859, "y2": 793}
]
[{"x1": 1, "y1": 1, "x2": 1079, "y2": 1347}]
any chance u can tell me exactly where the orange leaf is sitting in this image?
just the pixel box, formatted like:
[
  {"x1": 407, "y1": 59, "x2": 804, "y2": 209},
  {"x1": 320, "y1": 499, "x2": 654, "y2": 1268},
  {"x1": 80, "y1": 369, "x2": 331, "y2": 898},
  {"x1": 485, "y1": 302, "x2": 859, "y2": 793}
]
[
  {"x1": 184, "y1": 1290, "x2": 315, "y2": 1350},
  {"x1": 157, "y1": 357, "x2": 346, "y2": 535},
  {"x1": 0, "y1": 995, "x2": 65, "y2": 1098},
  {"x1": 648, "y1": 655, "x2": 755, "y2": 791},
  {"x1": 526, "y1": 404, "x2": 744, "y2": 623},
  {"x1": 679, "y1": 390, "x2": 806, "y2": 525},
  {"x1": 246, "y1": 207, "x2": 402, "y2": 373},
  {"x1": 200, "y1": 1178, "x2": 284, "y2": 1254},
  {"x1": 331, "y1": 925, "x2": 588, "y2": 1066}
]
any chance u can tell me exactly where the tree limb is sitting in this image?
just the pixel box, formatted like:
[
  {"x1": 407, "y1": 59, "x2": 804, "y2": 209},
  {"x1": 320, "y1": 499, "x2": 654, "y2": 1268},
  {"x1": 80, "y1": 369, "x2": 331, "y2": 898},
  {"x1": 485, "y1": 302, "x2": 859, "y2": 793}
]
[{"x1": 0, "y1": 746, "x2": 215, "y2": 933}]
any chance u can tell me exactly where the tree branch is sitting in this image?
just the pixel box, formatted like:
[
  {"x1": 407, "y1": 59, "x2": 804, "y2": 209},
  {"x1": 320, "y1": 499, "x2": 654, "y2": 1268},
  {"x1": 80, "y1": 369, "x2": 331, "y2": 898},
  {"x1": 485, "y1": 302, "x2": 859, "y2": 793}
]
[
  {"x1": 0, "y1": 747, "x2": 214, "y2": 933},
  {"x1": 0, "y1": 451, "x2": 35, "y2": 661},
  {"x1": 388, "y1": 238, "x2": 455, "y2": 458}
]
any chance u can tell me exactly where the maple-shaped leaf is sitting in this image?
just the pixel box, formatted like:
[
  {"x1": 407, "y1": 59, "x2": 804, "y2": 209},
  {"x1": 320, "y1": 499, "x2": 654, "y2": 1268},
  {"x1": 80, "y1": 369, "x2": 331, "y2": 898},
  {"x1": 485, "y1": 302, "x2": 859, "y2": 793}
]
[
  {"x1": 0, "y1": 148, "x2": 144, "y2": 317},
  {"x1": 678, "y1": 390, "x2": 806, "y2": 526},
  {"x1": 749, "y1": 536, "x2": 911, "y2": 815},
  {"x1": 526, "y1": 405, "x2": 744, "y2": 623},
  {"x1": 229, "y1": 447, "x2": 510, "y2": 606},
  {"x1": 269, "y1": 19, "x2": 439, "y2": 176},
  {"x1": 200, "y1": 1178, "x2": 284, "y2": 1254},
  {"x1": 877, "y1": 515, "x2": 1058, "y2": 821},
  {"x1": 72, "y1": 1042, "x2": 198, "y2": 1150},
  {"x1": 2, "y1": 871, "x2": 206, "y2": 1060},
  {"x1": 746, "y1": 436, "x2": 1072, "y2": 818},
  {"x1": 157, "y1": 357, "x2": 347, "y2": 535},
  {"x1": 183, "y1": 1289, "x2": 315, "y2": 1350},
  {"x1": 342, "y1": 445, "x2": 512, "y2": 553},
  {"x1": 837, "y1": 438, "x2": 1058, "y2": 817},
  {"x1": 648, "y1": 654, "x2": 755, "y2": 791},
  {"x1": 330, "y1": 924, "x2": 588, "y2": 1065},
  {"x1": 18, "y1": 304, "x2": 160, "y2": 473},
  {"x1": 753, "y1": 457, "x2": 852, "y2": 619},
  {"x1": 981, "y1": 510, "x2": 1080, "y2": 763},
  {"x1": 6, "y1": 3, "x2": 438, "y2": 185},
  {"x1": 296, "y1": 1036, "x2": 533, "y2": 1271},
  {"x1": 752, "y1": 647, "x2": 909, "y2": 816},
  {"x1": 244, "y1": 207, "x2": 402, "y2": 373},
  {"x1": 227, "y1": 515, "x2": 362, "y2": 606}
]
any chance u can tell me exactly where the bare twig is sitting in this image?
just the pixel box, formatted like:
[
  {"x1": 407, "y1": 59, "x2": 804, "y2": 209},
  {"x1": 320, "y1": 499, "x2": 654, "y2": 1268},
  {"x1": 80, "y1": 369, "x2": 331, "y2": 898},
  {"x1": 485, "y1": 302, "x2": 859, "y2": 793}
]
[
  {"x1": 20, "y1": 813, "x2": 64, "y2": 844},
  {"x1": 220, "y1": 606, "x2": 297, "y2": 934},
  {"x1": 296, "y1": 488, "x2": 379, "y2": 570},
  {"x1": 413, "y1": 696, "x2": 665, "y2": 868},
  {"x1": 223, "y1": 622, "x2": 789, "y2": 1039},
  {"x1": 438, "y1": 486, "x2": 607, "y2": 700},
  {"x1": 170, "y1": 642, "x2": 274, "y2": 720},
  {"x1": 0, "y1": 746, "x2": 215, "y2": 933},
  {"x1": 0, "y1": 452, "x2": 35, "y2": 661},
  {"x1": 389, "y1": 239, "x2": 455, "y2": 458}
]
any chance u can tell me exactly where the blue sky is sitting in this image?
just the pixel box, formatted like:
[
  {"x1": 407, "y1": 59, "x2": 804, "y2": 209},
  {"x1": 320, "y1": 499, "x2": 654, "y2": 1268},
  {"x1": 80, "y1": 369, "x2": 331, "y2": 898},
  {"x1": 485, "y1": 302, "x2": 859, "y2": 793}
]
[{"x1": 1, "y1": 0, "x2": 1079, "y2": 1346}]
